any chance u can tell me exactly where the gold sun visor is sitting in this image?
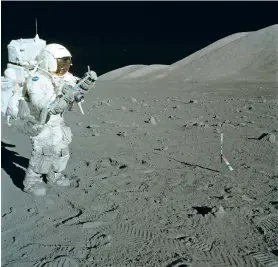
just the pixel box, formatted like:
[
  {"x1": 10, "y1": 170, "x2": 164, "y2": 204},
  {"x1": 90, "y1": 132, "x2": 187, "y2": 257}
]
[{"x1": 55, "y1": 57, "x2": 72, "y2": 76}]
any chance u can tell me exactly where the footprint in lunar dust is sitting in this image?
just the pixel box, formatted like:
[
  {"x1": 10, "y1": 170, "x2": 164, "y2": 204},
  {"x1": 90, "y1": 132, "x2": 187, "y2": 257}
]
[
  {"x1": 87, "y1": 231, "x2": 112, "y2": 249},
  {"x1": 84, "y1": 223, "x2": 112, "y2": 249},
  {"x1": 93, "y1": 157, "x2": 128, "y2": 172},
  {"x1": 165, "y1": 258, "x2": 192, "y2": 267}
]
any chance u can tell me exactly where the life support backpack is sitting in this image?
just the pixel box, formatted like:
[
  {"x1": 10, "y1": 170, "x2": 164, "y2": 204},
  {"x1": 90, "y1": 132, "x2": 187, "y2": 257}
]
[{"x1": 1, "y1": 34, "x2": 46, "y2": 118}]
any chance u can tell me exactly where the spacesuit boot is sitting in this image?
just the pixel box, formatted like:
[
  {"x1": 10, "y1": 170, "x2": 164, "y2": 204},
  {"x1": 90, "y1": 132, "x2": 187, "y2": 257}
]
[
  {"x1": 46, "y1": 170, "x2": 71, "y2": 187},
  {"x1": 23, "y1": 168, "x2": 46, "y2": 196}
]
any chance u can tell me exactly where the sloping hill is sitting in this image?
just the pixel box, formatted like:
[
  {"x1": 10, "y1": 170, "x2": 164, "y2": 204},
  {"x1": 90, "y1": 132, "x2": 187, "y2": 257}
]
[
  {"x1": 99, "y1": 24, "x2": 277, "y2": 83},
  {"x1": 98, "y1": 64, "x2": 169, "y2": 81},
  {"x1": 118, "y1": 64, "x2": 169, "y2": 80},
  {"x1": 164, "y1": 24, "x2": 277, "y2": 82},
  {"x1": 98, "y1": 65, "x2": 146, "y2": 81}
]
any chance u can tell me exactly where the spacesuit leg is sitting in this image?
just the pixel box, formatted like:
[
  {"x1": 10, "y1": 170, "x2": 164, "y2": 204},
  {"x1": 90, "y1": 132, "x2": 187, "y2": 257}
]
[
  {"x1": 23, "y1": 130, "x2": 55, "y2": 196},
  {"x1": 46, "y1": 125, "x2": 72, "y2": 187},
  {"x1": 23, "y1": 168, "x2": 46, "y2": 197}
]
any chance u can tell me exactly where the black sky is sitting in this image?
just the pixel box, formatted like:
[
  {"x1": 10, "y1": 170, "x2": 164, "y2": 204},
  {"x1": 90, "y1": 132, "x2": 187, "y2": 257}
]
[{"x1": 1, "y1": 1, "x2": 278, "y2": 77}]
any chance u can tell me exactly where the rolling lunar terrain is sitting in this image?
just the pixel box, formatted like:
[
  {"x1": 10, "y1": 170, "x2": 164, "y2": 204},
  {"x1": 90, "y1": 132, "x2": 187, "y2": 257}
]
[{"x1": 1, "y1": 25, "x2": 278, "y2": 267}]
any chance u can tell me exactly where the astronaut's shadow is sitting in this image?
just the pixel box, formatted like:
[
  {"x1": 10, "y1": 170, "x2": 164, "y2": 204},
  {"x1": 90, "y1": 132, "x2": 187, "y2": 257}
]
[{"x1": 1, "y1": 141, "x2": 29, "y2": 190}]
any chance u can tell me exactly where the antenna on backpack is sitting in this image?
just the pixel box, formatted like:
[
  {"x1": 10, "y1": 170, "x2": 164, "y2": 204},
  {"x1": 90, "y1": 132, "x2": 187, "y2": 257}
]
[{"x1": 35, "y1": 18, "x2": 39, "y2": 39}]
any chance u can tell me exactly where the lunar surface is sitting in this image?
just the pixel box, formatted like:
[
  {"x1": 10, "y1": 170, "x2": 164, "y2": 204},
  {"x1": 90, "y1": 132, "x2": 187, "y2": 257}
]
[{"x1": 1, "y1": 25, "x2": 278, "y2": 267}]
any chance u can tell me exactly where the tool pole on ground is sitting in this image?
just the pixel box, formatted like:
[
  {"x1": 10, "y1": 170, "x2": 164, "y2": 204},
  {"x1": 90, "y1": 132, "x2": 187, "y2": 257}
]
[{"x1": 220, "y1": 132, "x2": 234, "y2": 171}]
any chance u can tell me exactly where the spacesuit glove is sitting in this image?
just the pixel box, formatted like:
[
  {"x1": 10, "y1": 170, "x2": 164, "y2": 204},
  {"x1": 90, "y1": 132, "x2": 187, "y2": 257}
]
[
  {"x1": 33, "y1": 124, "x2": 44, "y2": 131},
  {"x1": 88, "y1": 71, "x2": 98, "y2": 82},
  {"x1": 79, "y1": 71, "x2": 98, "y2": 92}
]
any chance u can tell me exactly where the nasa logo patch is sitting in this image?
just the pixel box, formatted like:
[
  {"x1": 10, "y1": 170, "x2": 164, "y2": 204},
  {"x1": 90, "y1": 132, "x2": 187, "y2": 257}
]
[{"x1": 32, "y1": 76, "x2": 39, "y2": 82}]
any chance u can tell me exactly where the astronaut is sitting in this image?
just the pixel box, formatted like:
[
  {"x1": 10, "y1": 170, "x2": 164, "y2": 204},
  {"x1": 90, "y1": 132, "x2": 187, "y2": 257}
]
[{"x1": 22, "y1": 43, "x2": 97, "y2": 196}]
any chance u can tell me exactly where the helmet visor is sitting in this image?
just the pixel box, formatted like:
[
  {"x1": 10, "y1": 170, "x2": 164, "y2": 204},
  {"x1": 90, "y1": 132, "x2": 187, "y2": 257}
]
[{"x1": 55, "y1": 57, "x2": 71, "y2": 76}]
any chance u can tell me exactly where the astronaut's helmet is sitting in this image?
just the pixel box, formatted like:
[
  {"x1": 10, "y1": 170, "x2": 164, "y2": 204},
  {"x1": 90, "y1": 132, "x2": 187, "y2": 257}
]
[{"x1": 37, "y1": 44, "x2": 72, "y2": 76}]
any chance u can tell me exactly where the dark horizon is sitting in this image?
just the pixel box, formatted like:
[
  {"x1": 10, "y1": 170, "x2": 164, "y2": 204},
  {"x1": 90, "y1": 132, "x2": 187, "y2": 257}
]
[{"x1": 2, "y1": 1, "x2": 278, "y2": 77}]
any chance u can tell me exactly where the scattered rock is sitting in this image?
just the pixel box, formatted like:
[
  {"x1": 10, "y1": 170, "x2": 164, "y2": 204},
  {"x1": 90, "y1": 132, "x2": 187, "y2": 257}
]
[
  {"x1": 269, "y1": 134, "x2": 276, "y2": 143},
  {"x1": 212, "y1": 122, "x2": 222, "y2": 127},
  {"x1": 100, "y1": 101, "x2": 111, "y2": 106},
  {"x1": 145, "y1": 116, "x2": 157, "y2": 125},
  {"x1": 130, "y1": 97, "x2": 138, "y2": 103},
  {"x1": 184, "y1": 121, "x2": 200, "y2": 127},
  {"x1": 116, "y1": 132, "x2": 127, "y2": 137},
  {"x1": 215, "y1": 206, "x2": 225, "y2": 218},
  {"x1": 91, "y1": 129, "x2": 100, "y2": 136},
  {"x1": 27, "y1": 208, "x2": 35, "y2": 213},
  {"x1": 87, "y1": 124, "x2": 100, "y2": 129},
  {"x1": 173, "y1": 105, "x2": 180, "y2": 109},
  {"x1": 242, "y1": 195, "x2": 255, "y2": 202}
]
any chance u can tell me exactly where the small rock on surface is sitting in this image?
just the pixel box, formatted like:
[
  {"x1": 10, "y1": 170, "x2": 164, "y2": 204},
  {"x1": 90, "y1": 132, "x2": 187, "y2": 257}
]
[
  {"x1": 130, "y1": 97, "x2": 138, "y2": 103},
  {"x1": 146, "y1": 117, "x2": 157, "y2": 125},
  {"x1": 87, "y1": 124, "x2": 100, "y2": 129},
  {"x1": 269, "y1": 134, "x2": 276, "y2": 143},
  {"x1": 215, "y1": 206, "x2": 225, "y2": 218}
]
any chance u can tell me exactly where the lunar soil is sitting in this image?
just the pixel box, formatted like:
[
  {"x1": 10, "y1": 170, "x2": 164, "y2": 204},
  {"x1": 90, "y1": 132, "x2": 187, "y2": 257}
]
[{"x1": 1, "y1": 79, "x2": 278, "y2": 267}]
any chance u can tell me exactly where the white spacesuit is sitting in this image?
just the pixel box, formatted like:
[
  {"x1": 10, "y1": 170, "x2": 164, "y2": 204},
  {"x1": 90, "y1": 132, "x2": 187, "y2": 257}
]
[{"x1": 21, "y1": 43, "x2": 97, "y2": 196}]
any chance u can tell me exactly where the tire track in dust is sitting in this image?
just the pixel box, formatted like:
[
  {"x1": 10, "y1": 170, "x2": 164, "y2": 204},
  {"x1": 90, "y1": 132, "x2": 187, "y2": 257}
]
[
  {"x1": 114, "y1": 221, "x2": 156, "y2": 242},
  {"x1": 192, "y1": 250, "x2": 278, "y2": 267},
  {"x1": 112, "y1": 221, "x2": 278, "y2": 267},
  {"x1": 113, "y1": 221, "x2": 212, "y2": 253}
]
